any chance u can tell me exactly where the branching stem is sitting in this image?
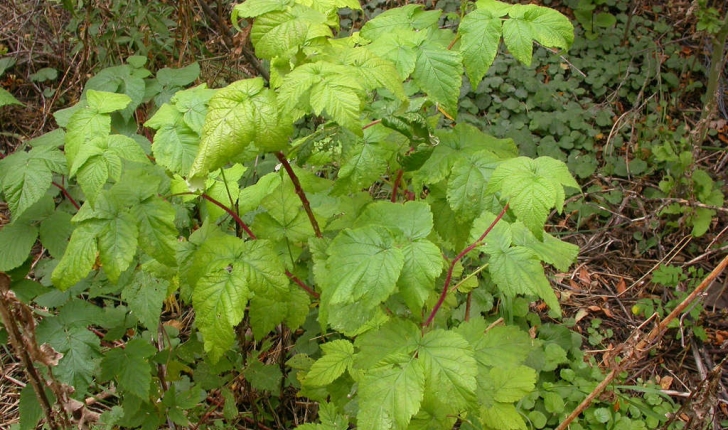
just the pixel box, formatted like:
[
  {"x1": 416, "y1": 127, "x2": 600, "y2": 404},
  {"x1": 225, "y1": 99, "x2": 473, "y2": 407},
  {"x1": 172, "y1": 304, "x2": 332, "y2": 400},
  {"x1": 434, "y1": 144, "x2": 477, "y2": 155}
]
[
  {"x1": 52, "y1": 181, "x2": 80, "y2": 210},
  {"x1": 424, "y1": 203, "x2": 509, "y2": 327},
  {"x1": 275, "y1": 151, "x2": 322, "y2": 238}
]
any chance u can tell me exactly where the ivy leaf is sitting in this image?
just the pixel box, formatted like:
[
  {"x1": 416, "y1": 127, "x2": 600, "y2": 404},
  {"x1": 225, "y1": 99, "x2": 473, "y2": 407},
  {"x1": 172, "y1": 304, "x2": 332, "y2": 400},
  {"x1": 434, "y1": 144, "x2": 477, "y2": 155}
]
[
  {"x1": 417, "y1": 330, "x2": 478, "y2": 410},
  {"x1": 488, "y1": 246, "x2": 561, "y2": 316},
  {"x1": 304, "y1": 339, "x2": 355, "y2": 387},
  {"x1": 325, "y1": 225, "x2": 404, "y2": 308},
  {"x1": 189, "y1": 78, "x2": 292, "y2": 183},
  {"x1": 459, "y1": 9, "x2": 502, "y2": 87},
  {"x1": 52, "y1": 225, "x2": 100, "y2": 291},
  {"x1": 122, "y1": 271, "x2": 169, "y2": 330},
  {"x1": 0, "y1": 221, "x2": 38, "y2": 272},
  {"x1": 412, "y1": 39, "x2": 463, "y2": 117},
  {"x1": 99, "y1": 339, "x2": 156, "y2": 399},
  {"x1": 131, "y1": 197, "x2": 179, "y2": 267},
  {"x1": 358, "y1": 358, "x2": 425, "y2": 430}
]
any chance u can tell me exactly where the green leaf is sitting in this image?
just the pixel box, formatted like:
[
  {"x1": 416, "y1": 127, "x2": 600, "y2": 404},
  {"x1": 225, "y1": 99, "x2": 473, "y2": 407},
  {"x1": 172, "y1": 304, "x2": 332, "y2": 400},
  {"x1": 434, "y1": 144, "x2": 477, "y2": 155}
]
[
  {"x1": 0, "y1": 87, "x2": 23, "y2": 106},
  {"x1": 417, "y1": 330, "x2": 478, "y2": 410},
  {"x1": 354, "y1": 320, "x2": 421, "y2": 369},
  {"x1": 502, "y1": 12, "x2": 534, "y2": 66},
  {"x1": 397, "y1": 240, "x2": 443, "y2": 313},
  {"x1": 85, "y1": 65, "x2": 146, "y2": 122},
  {"x1": 304, "y1": 339, "x2": 354, "y2": 387},
  {"x1": 325, "y1": 226, "x2": 404, "y2": 308},
  {"x1": 232, "y1": 0, "x2": 292, "y2": 19},
  {"x1": 86, "y1": 90, "x2": 132, "y2": 113},
  {"x1": 691, "y1": 207, "x2": 714, "y2": 237},
  {"x1": 19, "y1": 385, "x2": 44, "y2": 430},
  {"x1": 332, "y1": 141, "x2": 392, "y2": 194},
  {"x1": 412, "y1": 40, "x2": 463, "y2": 117},
  {"x1": 0, "y1": 221, "x2": 38, "y2": 272},
  {"x1": 510, "y1": 222, "x2": 578, "y2": 272},
  {"x1": 0, "y1": 149, "x2": 58, "y2": 219},
  {"x1": 488, "y1": 246, "x2": 561, "y2": 316},
  {"x1": 156, "y1": 62, "x2": 200, "y2": 87},
  {"x1": 459, "y1": 9, "x2": 502, "y2": 87},
  {"x1": 355, "y1": 201, "x2": 433, "y2": 240},
  {"x1": 107, "y1": 134, "x2": 150, "y2": 164},
  {"x1": 366, "y1": 29, "x2": 425, "y2": 79},
  {"x1": 481, "y1": 365, "x2": 536, "y2": 402},
  {"x1": 250, "y1": 5, "x2": 331, "y2": 59},
  {"x1": 358, "y1": 358, "x2": 425, "y2": 430},
  {"x1": 249, "y1": 285, "x2": 309, "y2": 339},
  {"x1": 335, "y1": 47, "x2": 406, "y2": 100},
  {"x1": 447, "y1": 150, "x2": 501, "y2": 221},
  {"x1": 189, "y1": 78, "x2": 292, "y2": 182},
  {"x1": 148, "y1": 117, "x2": 201, "y2": 176},
  {"x1": 457, "y1": 321, "x2": 534, "y2": 369},
  {"x1": 279, "y1": 62, "x2": 364, "y2": 134},
  {"x1": 65, "y1": 106, "x2": 111, "y2": 165},
  {"x1": 122, "y1": 271, "x2": 169, "y2": 329},
  {"x1": 131, "y1": 197, "x2": 179, "y2": 266},
  {"x1": 96, "y1": 211, "x2": 138, "y2": 282},
  {"x1": 360, "y1": 5, "x2": 423, "y2": 41},
  {"x1": 39, "y1": 210, "x2": 74, "y2": 258},
  {"x1": 522, "y1": 4, "x2": 574, "y2": 49},
  {"x1": 172, "y1": 84, "x2": 216, "y2": 135},
  {"x1": 99, "y1": 339, "x2": 156, "y2": 399},
  {"x1": 51, "y1": 226, "x2": 99, "y2": 291},
  {"x1": 244, "y1": 360, "x2": 283, "y2": 395},
  {"x1": 480, "y1": 402, "x2": 527, "y2": 430}
]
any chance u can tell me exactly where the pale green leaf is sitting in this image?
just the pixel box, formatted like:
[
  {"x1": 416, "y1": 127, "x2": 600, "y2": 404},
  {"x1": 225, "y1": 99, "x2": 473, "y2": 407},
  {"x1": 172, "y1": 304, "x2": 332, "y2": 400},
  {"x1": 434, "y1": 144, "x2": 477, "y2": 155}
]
[
  {"x1": 360, "y1": 5, "x2": 422, "y2": 41},
  {"x1": 469, "y1": 211, "x2": 512, "y2": 254},
  {"x1": 354, "y1": 320, "x2": 421, "y2": 369},
  {"x1": 510, "y1": 222, "x2": 578, "y2": 272},
  {"x1": 0, "y1": 152, "x2": 54, "y2": 219},
  {"x1": 122, "y1": 271, "x2": 169, "y2": 329},
  {"x1": 64, "y1": 106, "x2": 111, "y2": 163},
  {"x1": 305, "y1": 339, "x2": 354, "y2": 387},
  {"x1": 480, "y1": 402, "x2": 527, "y2": 430},
  {"x1": 366, "y1": 30, "x2": 425, "y2": 79},
  {"x1": 238, "y1": 239, "x2": 289, "y2": 299},
  {"x1": 232, "y1": 0, "x2": 292, "y2": 19},
  {"x1": 459, "y1": 9, "x2": 502, "y2": 87},
  {"x1": 522, "y1": 5, "x2": 574, "y2": 50},
  {"x1": 99, "y1": 339, "x2": 156, "y2": 399},
  {"x1": 325, "y1": 225, "x2": 404, "y2": 308},
  {"x1": 0, "y1": 221, "x2": 38, "y2": 271},
  {"x1": 397, "y1": 240, "x2": 443, "y2": 313},
  {"x1": 358, "y1": 358, "x2": 425, "y2": 430},
  {"x1": 96, "y1": 211, "x2": 138, "y2": 282},
  {"x1": 502, "y1": 15, "x2": 534, "y2": 66},
  {"x1": 447, "y1": 150, "x2": 501, "y2": 221},
  {"x1": 332, "y1": 142, "x2": 392, "y2": 194},
  {"x1": 480, "y1": 365, "x2": 536, "y2": 402},
  {"x1": 171, "y1": 84, "x2": 216, "y2": 135},
  {"x1": 86, "y1": 90, "x2": 131, "y2": 113},
  {"x1": 150, "y1": 120, "x2": 201, "y2": 176},
  {"x1": 107, "y1": 134, "x2": 150, "y2": 164},
  {"x1": 251, "y1": 5, "x2": 331, "y2": 59},
  {"x1": 156, "y1": 62, "x2": 200, "y2": 87},
  {"x1": 355, "y1": 201, "x2": 433, "y2": 240},
  {"x1": 455, "y1": 320, "x2": 534, "y2": 369},
  {"x1": 0, "y1": 87, "x2": 23, "y2": 106},
  {"x1": 249, "y1": 285, "x2": 309, "y2": 339},
  {"x1": 189, "y1": 78, "x2": 291, "y2": 181},
  {"x1": 51, "y1": 226, "x2": 99, "y2": 290},
  {"x1": 488, "y1": 246, "x2": 561, "y2": 315},
  {"x1": 417, "y1": 330, "x2": 478, "y2": 410},
  {"x1": 412, "y1": 41, "x2": 463, "y2": 116},
  {"x1": 131, "y1": 197, "x2": 179, "y2": 266},
  {"x1": 336, "y1": 47, "x2": 406, "y2": 100}
]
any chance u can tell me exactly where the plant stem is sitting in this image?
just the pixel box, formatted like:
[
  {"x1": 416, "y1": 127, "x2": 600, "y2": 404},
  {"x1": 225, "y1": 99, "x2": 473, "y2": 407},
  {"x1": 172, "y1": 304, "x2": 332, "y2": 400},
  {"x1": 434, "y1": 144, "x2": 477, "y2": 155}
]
[
  {"x1": 199, "y1": 193, "x2": 257, "y2": 239},
  {"x1": 275, "y1": 151, "x2": 322, "y2": 238},
  {"x1": 424, "y1": 203, "x2": 509, "y2": 327},
  {"x1": 52, "y1": 181, "x2": 80, "y2": 210},
  {"x1": 390, "y1": 169, "x2": 404, "y2": 203}
]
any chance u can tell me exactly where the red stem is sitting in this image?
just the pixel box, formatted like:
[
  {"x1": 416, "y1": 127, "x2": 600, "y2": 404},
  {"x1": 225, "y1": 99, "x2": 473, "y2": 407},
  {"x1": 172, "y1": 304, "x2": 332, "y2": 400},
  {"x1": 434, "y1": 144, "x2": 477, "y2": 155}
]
[
  {"x1": 199, "y1": 193, "x2": 257, "y2": 239},
  {"x1": 391, "y1": 169, "x2": 404, "y2": 203},
  {"x1": 275, "y1": 152, "x2": 322, "y2": 238},
  {"x1": 52, "y1": 181, "x2": 80, "y2": 210},
  {"x1": 423, "y1": 203, "x2": 510, "y2": 327},
  {"x1": 191, "y1": 193, "x2": 319, "y2": 299}
]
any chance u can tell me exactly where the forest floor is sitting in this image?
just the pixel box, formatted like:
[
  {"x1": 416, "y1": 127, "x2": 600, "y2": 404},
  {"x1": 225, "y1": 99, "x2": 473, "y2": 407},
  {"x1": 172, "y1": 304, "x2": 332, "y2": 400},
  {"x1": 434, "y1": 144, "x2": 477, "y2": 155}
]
[{"x1": 1, "y1": 0, "x2": 727, "y2": 429}]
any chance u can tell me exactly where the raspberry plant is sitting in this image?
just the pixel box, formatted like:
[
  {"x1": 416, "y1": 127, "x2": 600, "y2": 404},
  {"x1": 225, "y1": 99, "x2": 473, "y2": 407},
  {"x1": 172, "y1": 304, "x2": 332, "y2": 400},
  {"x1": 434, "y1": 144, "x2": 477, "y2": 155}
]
[{"x1": 0, "y1": 1, "x2": 583, "y2": 428}]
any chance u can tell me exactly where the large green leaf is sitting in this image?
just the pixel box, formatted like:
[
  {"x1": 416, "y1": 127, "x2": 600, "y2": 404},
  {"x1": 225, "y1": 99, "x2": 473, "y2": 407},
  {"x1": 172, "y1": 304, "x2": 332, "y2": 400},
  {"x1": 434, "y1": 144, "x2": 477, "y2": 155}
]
[
  {"x1": 51, "y1": 225, "x2": 100, "y2": 290},
  {"x1": 304, "y1": 339, "x2": 354, "y2": 387},
  {"x1": 510, "y1": 222, "x2": 578, "y2": 272},
  {"x1": 502, "y1": 13, "x2": 534, "y2": 66},
  {"x1": 0, "y1": 146, "x2": 65, "y2": 219},
  {"x1": 417, "y1": 330, "x2": 478, "y2": 410},
  {"x1": 99, "y1": 339, "x2": 156, "y2": 399},
  {"x1": 447, "y1": 150, "x2": 501, "y2": 221},
  {"x1": 188, "y1": 78, "x2": 292, "y2": 183},
  {"x1": 358, "y1": 357, "x2": 425, "y2": 430},
  {"x1": 0, "y1": 221, "x2": 38, "y2": 271},
  {"x1": 488, "y1": 246, "x2": 561, "y2": 315},
  {"x1": 455, "y1": 319, "x2": 534, "y2": 369},
  {"x1": 354, "y1": 201, "x2": 433, "y2": 240},
  {"x1": 332, "y1": 142, "x2": 392, "y2": 194},
  {"x1": 249, "y1": 284, "x2": 309, "y2": 339},
  {"x1": 459, "y1": 9, "x2": 502, "y2": 87},
  {"x1": 232, "y1": 0, "x2": 292, "y2": 20},
  {"x1": 365, "y1": 30, "x2": 424, "y2": 79},
  {"x1": 360, "y1": 5, "x2": 424, "y2": 41},
  {"x1": 412, "y1": 40, "x2": 463, "y2": 117},
  {"x1": 96, "y1": 211, "x2": 138, "y2": 282},
  {"x1": 131, "y1": 197, "x2": 179, "y2": 267},
  {"x1": 397, "y1": 240, "x2": 443, "y2": 313},
  {"x1": 519, "y1": 4, "x2": 573, "y2": 50},
  {"x1": 334, "y1": 47, "x2": 406, "y2": 100},
  {"x1": 250, "y1": 5, "x2": 331, "y2": 59},
  {"x1": 325, "y1": 225, "x2": 404, "y2": 308},
  {"x1": 354, "y1": 320, "x2": 421, "y2": 369}
]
